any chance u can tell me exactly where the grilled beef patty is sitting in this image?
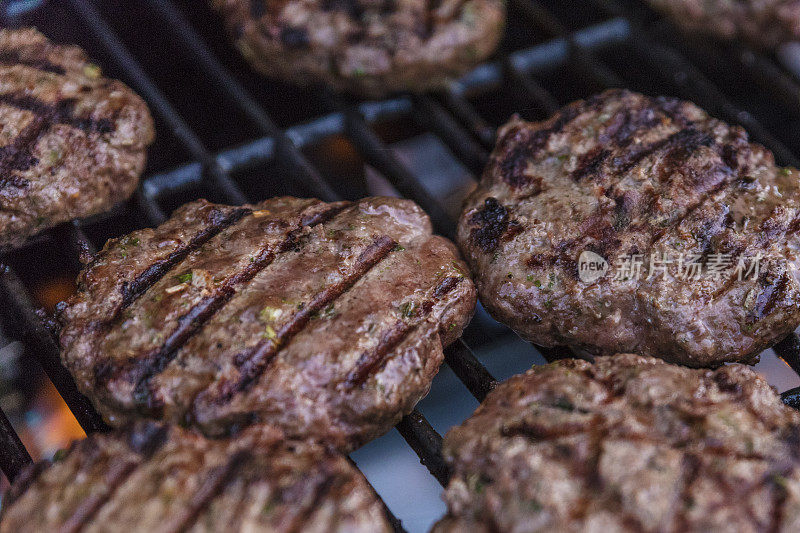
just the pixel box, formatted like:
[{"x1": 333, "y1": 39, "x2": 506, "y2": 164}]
[
  {"x1": 435, "y1": 354, "x2": 800, "y2": 532},
  {"x1": 211, "y1": 0, "x2": 505, "y2": 97},
  {"x1": 647, "y1": 0, "x2": 800, "y2": 49},
  {"x1": 0, "y1": 421, "x2": 392, "y2": 533},
  {"x1": 58, "y1": 196, "x2": 476, "y2": 451},
  {"x1": 0, "y1": 28, "x2": 154, "y2": 249},
  {"x1": 457, "y1": 89, "x2": 800, "y2": 367}
]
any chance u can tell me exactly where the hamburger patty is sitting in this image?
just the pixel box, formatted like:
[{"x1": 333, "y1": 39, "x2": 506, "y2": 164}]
[
  {"x1": 0, "y1": 28, "x2": 154, "y2": 249},
  {"x1": 58, "y1": 196, "x2": 476, "y2": 451},
  {"x1": 457, "y1": 89, "x2": 800, "y2": 367},
  {"x1": 211, "y1": 0, "x2": 505, "y2": 96},
  {"x1": 647, "y1": 0, "x2": 800, "y2": 50},
  {"x1": 435, "y1": 354, "x2": 800, "y2": 532},
  {"x1": 0, "y1": 421, "x2": 392, "y2": 532}
]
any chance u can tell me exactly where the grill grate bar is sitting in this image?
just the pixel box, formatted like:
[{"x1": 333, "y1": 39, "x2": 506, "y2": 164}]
[
  {"x1": 781, "y1": 386, "x2": 800, "y2": 410},
  {"x1": 339, "y1": 101, "x2": 458, "y2": 239},
  {"x1": 444, "y1": 340, "x2": 497, "y2": 402},
  {"x1": 506, "y1": 64, "x2": 561, "y2": 116},
  {"x1": 591, "y1": 0, "x2": 800, "y2": 168},
  {"x1": 437, "y1": 91, "x2": 497, "y2": 149},
  {"x1": 0, "y1": 405, "x2": 32, "y2": 482},
  {"x1": 65, "y1": 0, "x2": 248, "y2": 206},
  {"x1": 0, "y1": 268, "x2": 109, "y2": 434},
  {"x1": 520, "y1": 0, "x2": 624, "y2": 89},
  {"x1": 141, "y1": 0, "x2": 339, "y2": 203},
  {"x1": 410, "y1": 94, "x2": 489, "y2": 176},
  {"x1": 772, "y1": 334, "x2": 800, "y2": 377},
  {"x1": 134, "y1": 187, "x2": 168, "y2": 226},
  {"x1": 395, "y1": 410, "x2": 448, "y2": 486},
  {"x1": 733, "y1": 46, "x2": 800, "y2": 112}
]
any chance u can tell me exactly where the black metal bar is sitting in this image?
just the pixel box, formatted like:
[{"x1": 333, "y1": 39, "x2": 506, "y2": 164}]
[
  {"x1": 394, "y1": 409, "x2": 448, "y2": 486},
  {"x1": 66, "y1": 0, "x2": 248, "y2": 205},
  {"x1": 0, "y1": 406, "x2": 32, "y2": 483},
  {"x1": 411, "y1": 95, "x2": 488, "y2": 176},
  {"x1": 518, "y1": 0, "x2": 623, "y2": 89},
  {"x1": 505, "y1": 65, "x2": 561, "y2": 116},
  {"x1": 536, "y1": 344, "x2": 580, "y2": 362},
  {"x1": 346, "y1": 457, "x2": 408, "y2": 533},
  {"x1": 772, "y1": 334, "x2": 800, "y2": 377},
  {"x1": 0, "y1": 267, "x2": 109, "y2": 434},
  {"x1": 142, "y1": 0, "x2": 339, "y2": 203},
  {"x1": 437, "y1": 90, "x2": 497, "y2": 149},
  {"x1": 782, "y1": 386, "x2": 800, "y2": 410},
  {"x1": 341, "y1": 104, "x2": 458, "y2": 239},
  {"x1": 444, "y1": 340, "x2": 497, "y2": 402}
]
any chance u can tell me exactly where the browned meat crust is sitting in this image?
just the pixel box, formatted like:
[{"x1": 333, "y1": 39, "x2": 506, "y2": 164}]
[
  {"x1": 0, "y1": 28, "x2": 154, "y2": 249},
  {"x1": 211, "y1": 0, "x2": 505, "y2": 97},
  {"x1": 0, "y1": 421, "x2": 392, "y2": 533},
  {"x1": 435, "y1": 354, "x2": 800, "y2": 532},
  {"x1": 457, "y1": 89, "x2": 800, "y2": 367},
  {"x1": 58, "y1": 196, "x2": 476, "y2": 452},
  {"x1": 647, "y1": 0, "x2": 800, "y2": 50}
]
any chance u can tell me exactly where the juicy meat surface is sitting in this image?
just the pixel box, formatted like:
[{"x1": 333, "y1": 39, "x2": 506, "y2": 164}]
[
  {"x1": 58, "y1": 196, "x2": 476, "y2": 452},
  {"x1": 435, "y1": 354, "x2": 800, "y2": 533},
  {"x1": 211, "y1": 0, "x2": 505, "y2": 96},
  {"x1": 647, "y1": 0, "x2": 800, "y2": 49},
  {"x1": 457, "y1": 89, "x2": 800, "y2": 367},
  {"x1": 0, "y1": 421, "x2": 392, "y2": 533},
  {"x1": 0, "y1": 28, "x2": 154, "y2": 249}
]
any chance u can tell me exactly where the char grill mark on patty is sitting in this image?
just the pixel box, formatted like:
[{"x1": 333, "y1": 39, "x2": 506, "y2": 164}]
[
  {"x1": 468, "y1": 197, "x2": 518, "y2": 254},
  {"x1": 59, "y1": 459, "x2": 141, "y2": 533},
  {"x1": 0, "y1": 422, "x2": 394, "y2": 532},
  {"x1": 116, "y1": 207, "x2": 253, "y2": 316},
  {"x1": 344, "y1": 275, "x2": 465, "y2": 388},
  {"x1": 59, "y1": 197, "x2": 476, "y2": 450},
  {"x1": 117, "y1": 203, "x2": 350, "y2": 411},
  {"x1": 200, "y1": 235, "x2": 397, "y2": 404},
  {"x1": 435, "y1": 356, "x2": 800, "y2": 531},
  {"x1": 457, "y1": 89, "x2": 800, "y2": 365},
  {"x1": 508, "y1": 101, "x2": 740, "y2": 269},
  {"x1": 56, "y1": 424, "x2": 169, "y2": 533},
  {"x1": 160, "y1": 450, "x2": 251, "y2": 533},
  {"x1": 281, "y1": 465, "x2": 338, "y2": 533},
  {"x1": 0, "y1": 91, "x2": 116, "y2": 181},
  {"x1": 0, "y1": 50, "x2": 66, "y2": 74}
]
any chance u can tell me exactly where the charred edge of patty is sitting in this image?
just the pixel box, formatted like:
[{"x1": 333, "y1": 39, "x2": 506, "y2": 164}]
[
  {"x1": 124, "y1": 203, "x2": 350, "y2": 412},
  {"x1": 467, "y1": 197, "x2": 522, "y2": 254},
  {"x1": 199, "y1": 235, "x2": 398, "y2": 405},
  {"x1": 344, "y1": 274, "x2": 464, "y2": 388}
]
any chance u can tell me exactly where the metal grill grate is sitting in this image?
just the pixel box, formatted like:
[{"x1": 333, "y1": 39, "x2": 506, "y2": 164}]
[{"x1": 2, "y1": 0, "x2": 800, "y2": 530}]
